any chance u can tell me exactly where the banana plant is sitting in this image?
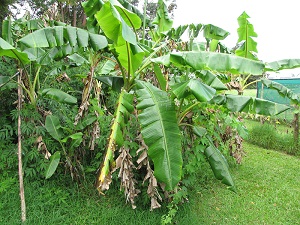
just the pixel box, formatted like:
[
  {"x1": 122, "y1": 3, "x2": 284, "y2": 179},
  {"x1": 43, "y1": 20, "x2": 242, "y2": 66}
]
[{"x1": 79, "y1": 0, "x2": 296, "y2": 205}]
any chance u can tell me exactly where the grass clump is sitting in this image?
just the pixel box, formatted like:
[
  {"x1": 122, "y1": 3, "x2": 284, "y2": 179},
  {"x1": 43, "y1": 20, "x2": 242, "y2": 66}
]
[{"x1": 245, "y1": 119, "x2": 298, "y2": 155}]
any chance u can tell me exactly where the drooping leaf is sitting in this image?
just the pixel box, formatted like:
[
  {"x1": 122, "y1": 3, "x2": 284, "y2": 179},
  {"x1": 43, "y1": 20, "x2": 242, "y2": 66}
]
[
  {"x1": 193, "y1": 126, "x2": 207, "y2": 137},
  {"x1": 99, "y1": 60, "x2": 116, "y2": 74},
  {"x1": 96, "y1": 90, "x2": 134, "y2": 192},
  {"x1": 172, "y1": 79, "x2": 216, "y2": 102},
  {"x1": 209, "y1": 39, "x2": 219, "y2": 52},
  {"x1": 45, "y1": 115, "x2": 64, "y2": 141},
  {"x1": 211, "y1": 94, "x2": 290, "y2": 116},
  {"x1": 235, "y1": 11, "x2": 258, "y2": 60},
  {"x1": 41, "y1": 88, "x2": 77, "y2": 105},
  {"x1": 260, "y1": 78, "x2": 300, "y2": 104},
  {"x1": 0, "y1": 38, "x2": 30, "y2": 64},
  {"x1": 135, "y1": 81, "x2": 182, "y2": 190},
  {"x1": 265, "y1": 59, "x2": 300, "y2": 71},
  {"x1": 204, "y1": 140, "x2": 236, "y2": 192},
  {"x1": 45, "y1": 151, "x2": 61, "y2": 179}
]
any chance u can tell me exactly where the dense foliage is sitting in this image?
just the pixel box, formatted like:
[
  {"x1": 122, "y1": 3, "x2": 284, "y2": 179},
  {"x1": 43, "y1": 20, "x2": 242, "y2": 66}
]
[{"x1": 1, "y1": 0, "x2": 300, "y2": 223}]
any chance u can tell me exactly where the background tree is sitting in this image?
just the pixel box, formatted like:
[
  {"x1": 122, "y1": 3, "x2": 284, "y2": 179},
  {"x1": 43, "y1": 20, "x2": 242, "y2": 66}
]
[{"x1": 0, "y1": 0, "x2": 20, "y2": 35}]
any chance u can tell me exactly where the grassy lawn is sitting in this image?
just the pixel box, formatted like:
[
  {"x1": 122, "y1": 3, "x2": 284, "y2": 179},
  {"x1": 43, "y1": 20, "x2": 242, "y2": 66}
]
[
  {"x1": 190, "y1": 142, "x2": 300, "y2": 224},
  {"x1": 1, "y1": 142, "x2": 299, "y2": 225}
]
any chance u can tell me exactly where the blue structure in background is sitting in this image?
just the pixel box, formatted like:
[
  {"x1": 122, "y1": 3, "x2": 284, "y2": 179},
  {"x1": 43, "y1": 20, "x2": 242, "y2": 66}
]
[{"x1": 257, "y1": 79, "x2": 300, "y2": 105}]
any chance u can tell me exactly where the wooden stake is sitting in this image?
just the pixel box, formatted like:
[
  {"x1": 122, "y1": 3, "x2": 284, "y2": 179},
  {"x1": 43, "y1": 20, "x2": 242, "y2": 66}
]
[{"x1": 18, "y1": 69, "x2": 26, "y2": 222}]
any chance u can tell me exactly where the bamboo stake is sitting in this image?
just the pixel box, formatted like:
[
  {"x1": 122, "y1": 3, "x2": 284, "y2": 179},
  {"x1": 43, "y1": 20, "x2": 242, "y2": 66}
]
[{"x1": 18, "y1": 69, "x2": 26, "y2": 222}]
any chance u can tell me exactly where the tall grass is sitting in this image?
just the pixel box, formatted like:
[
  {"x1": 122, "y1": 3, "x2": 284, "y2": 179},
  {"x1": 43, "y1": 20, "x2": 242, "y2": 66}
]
[{"x1": 245, "y1": 119, "x2": 298, "y2": 155}]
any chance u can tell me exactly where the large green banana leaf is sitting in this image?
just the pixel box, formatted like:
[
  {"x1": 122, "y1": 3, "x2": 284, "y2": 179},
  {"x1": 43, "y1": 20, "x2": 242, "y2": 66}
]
[
  {"x1": 171, "y1": 79, "x2": 216, "y2": 102},
  {"x1": 96, "y1": 90, "x2": 134, "y2": 191},
  {"x1": 18, "y1": 26, "x2": 107, "y2": 52},
  {"x1": 211, "y1": 94, "x2": 290, "y2": 116},
  {"x1": 204, "y1": 141, "x2": 236, "y2": 192},
  {"x1": 0, "y1": 37, "x2": 30, "y2": 64},
  {"x1": 95, "y1": 2, "x2": 144, "y2": 74},
  {"x1": 135, "y1": 81, "x2": 182, "y2": 190},
  {"x1": 235, "y1": 11, "x2": 258, "y2": 60},
  {"x1": 265, "y1": 59, "x2": 300, "y2": 71},
  {"x1": 152, "y1": 51, "x2": 265, "y2": 75},
  {"x1": 118, "y1": 0, "x2": 152, "y2": 27},
  {"x1": 45, "y1": 115, "x2": 64, "y2": 141},
  {"x1": 260, "y1": 78, "x2": 300, "y2": 104},
  {"x1": 41, "y1": 88, "x2": 77, "y2": 105},
  {"x1": 95, "y1": 1, "x2": 140, "y2": 45}
]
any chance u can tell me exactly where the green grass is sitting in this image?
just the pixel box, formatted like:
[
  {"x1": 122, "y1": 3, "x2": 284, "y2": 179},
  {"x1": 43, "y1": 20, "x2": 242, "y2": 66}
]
[
  {"x1": 189, "y1": 142, "x2": 300, "y2": 224},
  {"x1": 1, "y1": 142, "x2": 299, "y2": 225}
]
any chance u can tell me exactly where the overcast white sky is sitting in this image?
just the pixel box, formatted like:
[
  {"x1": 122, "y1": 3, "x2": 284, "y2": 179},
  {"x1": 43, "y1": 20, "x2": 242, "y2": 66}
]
[{"x1": 173, "y1": 0, "x2": 300, "y2": 66}]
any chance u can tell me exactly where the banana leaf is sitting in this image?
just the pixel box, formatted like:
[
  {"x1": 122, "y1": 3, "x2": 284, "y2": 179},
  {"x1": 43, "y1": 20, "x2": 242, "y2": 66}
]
[
  {"x1": 45, "y1": 151, "x2": 61, "y2": 179},
  {"x1": 95, "y1": 1, "x2": 139, "y2": 45},
  {"x1": 135, "y1": 80, "x2": 182, "y2": 190},
  {"x1": 45, "y1": 115, "x2": 64, "y2": 141},
  {"x1": 265, "y1": 59, "x2": 300, "y2": 71},
  {"x1": 211, "y1": 94, "x2": 290, "y2": 116},
  {"x1": 0, "y1": 37, "x2": 30, "y2": 64},
  {"x1": 195, "y1": 70, "x2": 228, "y2": 90},
  {"x1": 203, "y1": 24, "x2": 230, "y2": 40},
  {"x1": 41, "y1": 88, "x2": 77, "y2": 105},
  {"x1": 96, "y1": 90, "x2": 134, "y2": 191},
  {"x1": 18, "y1": 26, "x2": 108, "y2": 52},
  {"x1": 152, "y1": 51, "x2": 265, "y2": 75},
  {"x1": 171, "y1": 79, "x2": 216, "y2": 102},
  {"x1": 204, "y1": 141, "x2": 236, "y2": 192},
  {"x1": 235, "y1": 11, "x2": 258, "y2": 60}
]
